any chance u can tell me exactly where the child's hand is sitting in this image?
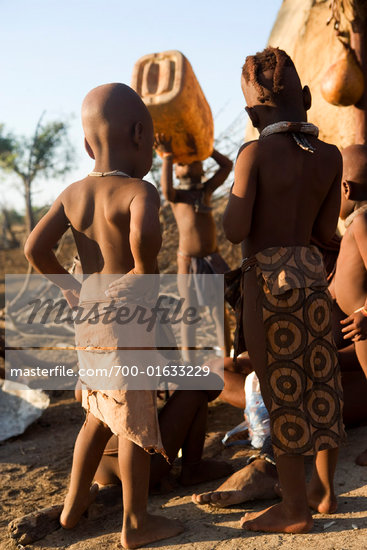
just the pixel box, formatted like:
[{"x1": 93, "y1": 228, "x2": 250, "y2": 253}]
[
  {"x1": 105, "y1": 270, "x2": 159, "y2": 305},
  {"x1": 62, "y1": 288, "x2": 80, "y2": 308},
  {"x1": 340, "y1": 310, "x2": 367, "y2": 341},
  {"x1": 154, "y1": 133, "x2": 172, "y2": 155}
]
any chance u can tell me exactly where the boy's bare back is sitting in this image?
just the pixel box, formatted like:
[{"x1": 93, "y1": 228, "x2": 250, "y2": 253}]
[{"x1": 60, "y1": 175, "x2": 159, "y2": 274}]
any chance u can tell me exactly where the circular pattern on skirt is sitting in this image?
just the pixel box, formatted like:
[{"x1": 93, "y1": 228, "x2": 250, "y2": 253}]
[
  {"x1": 305, "y1": 385, "x2": 339, "y2": 429},
  {"x1": 271, "y1": 408, "x2": 311, "y2": 453},
  {"x1": 311, "y1": 430, "x2": 342, "y2": 452},
  {"x1": 303, "y1": 339, "x2": 337, "y2": 382},
  {"x1": 268, "y1": 361, "x2": 306, "y2": 407},
  {"x1": 263, "y1": 285, "x2": 305, "y2": 313},
  {"x1": 256, "y1": 247, "x2": 293, "y2": 270},
  {"x1": 295, "y1": 246, "x2": 326, "y2": 281},
  {"x1": 265, "y1": 313, "x2": 307, "y2": 360},
  {"x1": 304, "y1": 291, "x2": 332, "y2": 338}
]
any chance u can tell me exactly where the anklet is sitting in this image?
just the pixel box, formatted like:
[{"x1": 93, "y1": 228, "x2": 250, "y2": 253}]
[{"x1": 247, "y1": 453, "x2": 276, "y2": 467}]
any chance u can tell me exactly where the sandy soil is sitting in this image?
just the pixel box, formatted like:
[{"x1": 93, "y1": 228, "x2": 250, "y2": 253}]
[{"x1": 1, "y1": 393, "x2": 367, "y2": 550}]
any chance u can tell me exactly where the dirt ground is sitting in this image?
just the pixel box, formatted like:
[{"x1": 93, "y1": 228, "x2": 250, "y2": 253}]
[{"x1": 1, "y1": 393, "x2": 367, "y2": 550}]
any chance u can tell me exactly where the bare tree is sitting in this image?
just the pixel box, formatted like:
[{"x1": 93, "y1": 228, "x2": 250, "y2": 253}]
[{"x1": 0, "y1": 114, "x2": 74, "y2": 235}]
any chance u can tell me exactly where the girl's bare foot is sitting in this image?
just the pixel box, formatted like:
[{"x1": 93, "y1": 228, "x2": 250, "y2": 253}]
[
  {"x1": 307, "y1": 483, "x2": 337, "y2": 514},
  {"x1": 60, "y1": 483, "x2": 99, "y2": 529},
  {"x1": 356, "y1": 448, "x2": 367, "y2": 466},
  {"x1": 180, "y1": 459, "x2": 233, "y2": 486},
  {"x1": 121, "y1": 514, "x2": 183, "y2": 549},
  {"x1": 240, "y1": 502, "x2": 313, "y2": 534},
  {"x1": 192, "y1": 458, "x2": 277, "y2": 507}
]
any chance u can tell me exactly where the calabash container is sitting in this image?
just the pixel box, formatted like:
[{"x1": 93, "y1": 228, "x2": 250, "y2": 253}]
[{"x1": 132, "y1": 50, "x2": 214, "y2": 164}]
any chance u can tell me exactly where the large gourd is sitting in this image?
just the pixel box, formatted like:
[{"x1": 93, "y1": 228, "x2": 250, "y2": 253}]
[
  {"x1": 132, "y1": 50, "x2": 214, "y2": 164},
  {"x1": 321, "y1": 49, "x2": 364, "y2": 106}
]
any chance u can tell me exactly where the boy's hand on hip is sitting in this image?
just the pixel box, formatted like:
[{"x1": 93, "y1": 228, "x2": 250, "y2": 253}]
[
  {"x1": 105, "y1": 270, "x2": 159, "y2": 305},
  {"x1": 340, "y1": 311, "x2": 367, "y2": 341}
]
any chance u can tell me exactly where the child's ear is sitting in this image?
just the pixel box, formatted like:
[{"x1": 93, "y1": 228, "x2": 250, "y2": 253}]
[
  {"x1": 132, "y1": 121, "x2": 144, "y2": 147},
  {"x1": 343, "y1": 180, "x2": 352, "y2": 199},
  {"x1": 302, "y1": 86, "x2": 312, "y2": 111},
  {"x1": 245, "y1": 107, "x2": 260, "y2": 129},
  {"x1": 84, "y1": 138, "x2": 95, "y2": 159}
]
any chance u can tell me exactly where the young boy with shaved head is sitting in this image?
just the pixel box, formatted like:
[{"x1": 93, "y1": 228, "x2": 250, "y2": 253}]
[
  {"x1": 24, "y1": 83, "x2": 183, "y2": 548},
  {"x1": 334, "y1": 144, "x2": 367, "y2": 466},
  {"x1": 223, "y1": 47, "x2": 345, "y2": 534}
]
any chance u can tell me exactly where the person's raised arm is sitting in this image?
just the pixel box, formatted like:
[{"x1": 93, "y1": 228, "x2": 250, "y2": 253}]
[
  {"x1": 222, "y1": 141, "x2": 258, "y2": 244},
  {"x1": 312, "y1": 147, "x2": 342, "y2": 244},
  {"x1": 24, "y1": 196, "x2": 80, "y2": 306},
  {"x1": 204, "y1": 149, "x2": 233, "y2": 195},
  {"x1": 155, "y1": 133, "x2": 176, "y2": 202},
  {"x1": 129, "y1": 183, "x2": 162, "y2": 274}
]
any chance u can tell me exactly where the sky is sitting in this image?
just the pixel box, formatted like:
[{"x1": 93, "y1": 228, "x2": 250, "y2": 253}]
[{"x1": 0, "y1": 0, "x2": 283, "y2": 210}]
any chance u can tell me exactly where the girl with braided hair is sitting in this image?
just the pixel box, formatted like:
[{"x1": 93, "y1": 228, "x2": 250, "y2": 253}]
[{"x1": 223, "y1": 47, "x2": 345, "y2": 534}]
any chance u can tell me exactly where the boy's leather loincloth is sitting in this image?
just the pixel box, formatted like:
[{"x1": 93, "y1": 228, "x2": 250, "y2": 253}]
[
  {"x1": 75, "y1": 276, "x2": 167, "y2": 459},
  {"x1": 80, "y1": 385, "x2": 166, "y2": 458},
  {"x1": 233, "y1": 246, "x2": 346, "y2": 456}
]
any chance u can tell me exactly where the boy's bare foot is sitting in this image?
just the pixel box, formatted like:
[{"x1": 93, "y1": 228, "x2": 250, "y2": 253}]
[
  {"x1": 60, "y1": 483, "x2": 99, "y2": 529},
  {"x1": 192, "y1": 458, "x2": 277, "y2": 507},
  {"x1": 122, "y1": 514, "x2": 183, "y2": 549},
  {"x1": 240, "y1": 502, "x2": 313, "y2": 534},
  {"x1": 180, "y1": 459, "x2": 233, "y2": 486},
  {"x1": 356, "y1": 448, "x2": 367, "y2": 466}
]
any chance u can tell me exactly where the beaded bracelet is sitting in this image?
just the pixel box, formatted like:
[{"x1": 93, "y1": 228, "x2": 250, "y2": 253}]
[{"x1": 354, "y1": 306, "x2": 367, "y2": 317}]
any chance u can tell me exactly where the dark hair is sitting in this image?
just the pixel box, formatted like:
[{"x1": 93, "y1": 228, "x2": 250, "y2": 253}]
[{"x1": 242, "y1": 47, "x2": 296, "y2": 103}]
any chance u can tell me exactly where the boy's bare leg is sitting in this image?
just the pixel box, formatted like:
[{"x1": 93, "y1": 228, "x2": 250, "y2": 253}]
[
  {"x1": 178, "y1": 274, "x2": 195, "y2": 364},
  {"x1": 177, "y1": 392, "x2": 233, "y2": 485},
  {"x1": 341, "y1": 369, "x2": 367, "y2": 426},
  {"x1": 119, "y1": 437, "x2": 183, "y2": 549},
  {"x1": 60, "y1": 413, "x2": 112, "y2": 529},
  {"x1": 241, "y1": 455, "x2": 313, "y2": 534},
  {"x1": 150, "y1": 390, "x2": 232, "y2": 487},
  {"x1": 307, "y1": 448, "x2": 338, "y2": 513},
  {"x1": 210, "y1": 304, "x2": 231, "y2": 357},
  {"x1": 219, "y1": 369, "x2": 246, "y2": 408},
  {"x1": 180, "y1": 320, "x2": 196, "y2": 363},
  {"x1": 177, "y1": 271, "x2": 197, "y2": 363}
]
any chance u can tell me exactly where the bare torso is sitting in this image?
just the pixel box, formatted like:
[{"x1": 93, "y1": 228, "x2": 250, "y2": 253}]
[
  {"x1": 62, "y1": 175, "x2": 149, "y2": 274},
  {"x1": 241, "y1": 134, "x2": 340, "y2": 257},
  {"x1": 334, "y1": 217, "x2": 367, "y2": 315},
  {"x1": 170, "y1": 189, "x2": 217, "y2": 259}
]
